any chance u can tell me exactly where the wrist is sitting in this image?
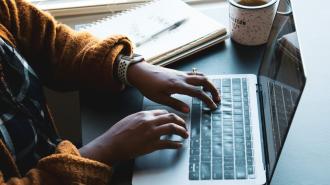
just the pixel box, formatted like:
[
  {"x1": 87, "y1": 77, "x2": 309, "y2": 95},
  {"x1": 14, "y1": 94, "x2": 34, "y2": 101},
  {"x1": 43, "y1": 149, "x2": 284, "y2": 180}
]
[
  {"x1": 127, "y1": 61, "x2": 148, "y2": 87},
  {"x1": 79, "y1": 139, "x2": 116, "y2": 166},
  {"x1": 115, "y1": 54, "x2": 145, "y2": 86}
]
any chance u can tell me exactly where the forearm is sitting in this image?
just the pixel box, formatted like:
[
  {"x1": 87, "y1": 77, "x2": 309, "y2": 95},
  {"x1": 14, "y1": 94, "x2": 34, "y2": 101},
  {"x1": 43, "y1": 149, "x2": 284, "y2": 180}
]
[{"x1": 0, "y1": 0, "x2": 133, "y2": 91}]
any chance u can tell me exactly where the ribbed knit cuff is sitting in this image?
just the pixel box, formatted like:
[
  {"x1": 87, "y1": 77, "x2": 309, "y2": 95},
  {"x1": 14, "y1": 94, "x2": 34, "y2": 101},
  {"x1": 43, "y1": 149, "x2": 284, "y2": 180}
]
[{"x1": 37, "y1": 141, "x2": 112, "y2": 185}]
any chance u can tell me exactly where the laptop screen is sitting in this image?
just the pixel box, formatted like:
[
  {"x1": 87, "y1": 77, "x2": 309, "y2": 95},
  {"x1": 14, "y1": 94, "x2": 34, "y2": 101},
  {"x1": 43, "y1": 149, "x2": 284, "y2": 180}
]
[{"x1": 257, "y1": 0, "x2": 306, "y2": 179}]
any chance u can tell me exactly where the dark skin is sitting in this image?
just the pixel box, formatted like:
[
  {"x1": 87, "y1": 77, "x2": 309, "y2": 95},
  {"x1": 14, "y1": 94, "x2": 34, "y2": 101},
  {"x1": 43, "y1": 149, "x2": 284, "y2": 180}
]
[{"x1": 79, "y1": 61, "x2": 220, "y2": 165}]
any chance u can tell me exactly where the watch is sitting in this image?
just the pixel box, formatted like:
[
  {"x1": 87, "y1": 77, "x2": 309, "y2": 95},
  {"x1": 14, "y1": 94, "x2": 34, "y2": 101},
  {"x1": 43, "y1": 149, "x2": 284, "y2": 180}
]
[{"x1": 116, "y1": 54, "x2": 144, "y2": 86}]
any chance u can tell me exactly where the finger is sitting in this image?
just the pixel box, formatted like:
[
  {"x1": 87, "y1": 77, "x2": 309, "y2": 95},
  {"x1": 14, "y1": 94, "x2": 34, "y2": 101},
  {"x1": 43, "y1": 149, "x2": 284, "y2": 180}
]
[
  {"x1": 148, "y1": 109, "x2": 169, "y2": 116},
  {"x1": 157, "y1": 95, "x2": 190, "y2": 113},
  {"x1": 155, "y1": 123, "x2": 189, "y2": 139},
  {"x1": 153, "y1": 140, "x2": 183, "y2": 150},
  {"x1": 186, "y1": 72, "x2": 204, "y2": 76},
  {"x1": 174, "y1": 84, "x2": 217, "y2": 110},
  {"x1": 153, "y1": 113, "x2": 187, "y2": 129},
  {"x1": 186, "y1": 76, "x2": 221, "y2": 103}
]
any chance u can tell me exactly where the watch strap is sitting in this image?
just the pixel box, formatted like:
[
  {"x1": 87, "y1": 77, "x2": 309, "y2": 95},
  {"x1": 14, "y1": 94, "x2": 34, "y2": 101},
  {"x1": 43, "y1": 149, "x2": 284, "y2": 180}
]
[{"x1": 116, "y1": 54, "x2": 144, "y2": 86}]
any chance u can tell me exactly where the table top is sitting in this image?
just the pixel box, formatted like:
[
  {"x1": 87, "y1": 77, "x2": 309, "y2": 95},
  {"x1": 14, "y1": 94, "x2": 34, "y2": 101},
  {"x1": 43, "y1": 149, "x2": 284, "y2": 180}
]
[{"x1": 81, "y1": 1, "x2": 330, "y2": 184}]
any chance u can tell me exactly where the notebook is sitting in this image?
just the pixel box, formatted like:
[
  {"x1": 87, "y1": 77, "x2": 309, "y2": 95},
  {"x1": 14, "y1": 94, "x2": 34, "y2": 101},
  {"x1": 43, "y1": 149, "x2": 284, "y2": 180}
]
[{"x1": 78, "y1": 0, "x2": 227, "y2": 66}]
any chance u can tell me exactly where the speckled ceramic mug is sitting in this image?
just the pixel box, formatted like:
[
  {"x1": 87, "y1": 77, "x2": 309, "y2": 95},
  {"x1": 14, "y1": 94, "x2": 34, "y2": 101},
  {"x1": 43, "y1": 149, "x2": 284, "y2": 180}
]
[{"x1": 229, "y1": 0, "x2": 278, "y2": 46}]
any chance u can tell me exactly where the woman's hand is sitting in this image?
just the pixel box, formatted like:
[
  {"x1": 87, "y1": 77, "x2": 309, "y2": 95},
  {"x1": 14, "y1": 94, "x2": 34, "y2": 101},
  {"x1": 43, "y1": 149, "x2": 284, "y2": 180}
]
[
  {"x1": 79, "y1": 110, "x2": 188, "y2": 165},
  {"x1": 127, "y1": 61, "x2": 221, "y2": 113}
]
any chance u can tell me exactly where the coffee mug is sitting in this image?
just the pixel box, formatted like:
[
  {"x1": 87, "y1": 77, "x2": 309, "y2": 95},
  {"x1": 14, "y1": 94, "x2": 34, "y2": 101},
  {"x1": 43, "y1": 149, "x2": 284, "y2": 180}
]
[{"x1": 229, "y1": 0, "x2": 278, "y2": 46}]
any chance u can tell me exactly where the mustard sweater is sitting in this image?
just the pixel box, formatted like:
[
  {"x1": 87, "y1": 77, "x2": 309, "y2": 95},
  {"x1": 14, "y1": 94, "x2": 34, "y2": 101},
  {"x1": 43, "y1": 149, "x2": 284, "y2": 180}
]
[{"x1": 0, "y1": 0, "x2": 133, "y2": 184}]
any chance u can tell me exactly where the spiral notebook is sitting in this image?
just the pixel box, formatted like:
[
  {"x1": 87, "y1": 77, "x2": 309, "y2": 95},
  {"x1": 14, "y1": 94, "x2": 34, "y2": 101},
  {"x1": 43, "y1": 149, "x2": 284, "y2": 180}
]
[{"x1": 78, "y1": 0, "x2": 227, "y2": 66}]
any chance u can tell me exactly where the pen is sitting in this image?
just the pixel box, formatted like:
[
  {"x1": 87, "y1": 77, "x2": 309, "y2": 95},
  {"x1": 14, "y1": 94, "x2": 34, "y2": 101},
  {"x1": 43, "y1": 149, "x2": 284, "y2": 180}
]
[{"x1": 136, "y1": 18, "x2": 188, "y2": 47}]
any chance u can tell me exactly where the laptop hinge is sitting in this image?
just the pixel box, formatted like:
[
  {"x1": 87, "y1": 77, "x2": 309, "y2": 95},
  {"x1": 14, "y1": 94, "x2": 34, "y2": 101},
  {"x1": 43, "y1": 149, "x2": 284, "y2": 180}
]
[{"x1": 256, "y1": 83, "x2": 271, "y2": 180}]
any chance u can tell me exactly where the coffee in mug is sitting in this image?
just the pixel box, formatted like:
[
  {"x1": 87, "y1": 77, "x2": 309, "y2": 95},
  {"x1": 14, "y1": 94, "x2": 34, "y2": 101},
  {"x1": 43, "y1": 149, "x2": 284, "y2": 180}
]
[
  {"x1": 237, "y1": 0, "x2": 268, "y2": 6},
  {"x1": 229, "y1": 0, "x2": 278, "y2": 46}
]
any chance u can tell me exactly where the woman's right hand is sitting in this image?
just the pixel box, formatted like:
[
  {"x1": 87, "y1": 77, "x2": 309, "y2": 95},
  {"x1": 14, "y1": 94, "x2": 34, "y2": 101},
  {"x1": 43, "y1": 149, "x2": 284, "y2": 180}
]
[{"x1": 79, "y1": 109, "x2": 188, "y2": 165}]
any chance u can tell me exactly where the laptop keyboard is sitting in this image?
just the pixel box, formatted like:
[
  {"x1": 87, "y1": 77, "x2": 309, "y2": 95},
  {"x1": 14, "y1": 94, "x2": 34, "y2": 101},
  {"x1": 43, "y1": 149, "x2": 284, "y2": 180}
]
[
  {"x1": 189, "y1": 77, "x2": 255, "y2": 180},
  {"x1": 268, "y1": 81, "x2": 299, "y2": 155}
]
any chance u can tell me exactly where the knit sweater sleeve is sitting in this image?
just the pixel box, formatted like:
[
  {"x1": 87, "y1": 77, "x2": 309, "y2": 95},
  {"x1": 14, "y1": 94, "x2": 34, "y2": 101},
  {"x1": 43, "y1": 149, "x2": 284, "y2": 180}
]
[
  {"x1": 0, "y1": 141, "x2": 112, "y2": 185},
  {"x1": 0, "y1": 0, "x2": 133, "y2": 91}
]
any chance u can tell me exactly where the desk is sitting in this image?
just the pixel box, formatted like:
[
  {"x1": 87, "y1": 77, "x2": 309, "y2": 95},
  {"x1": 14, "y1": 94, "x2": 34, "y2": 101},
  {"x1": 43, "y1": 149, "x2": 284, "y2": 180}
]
[
  {"x1": 81, "y1": 44, "x2": 264, "y2": 185},
  {"x1": 81, "y1": 1, "x2": 330, "y2": 185},
  {"x1": 81, "y1": 4, "x2": 265, "y2": 184}
]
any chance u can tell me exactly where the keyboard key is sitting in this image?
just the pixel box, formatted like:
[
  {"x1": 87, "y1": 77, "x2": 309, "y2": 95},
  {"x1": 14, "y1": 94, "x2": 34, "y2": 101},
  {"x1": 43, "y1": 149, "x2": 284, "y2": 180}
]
[
  {"x1": 189, "y1": 162, "x2": 200, "y2": 173},
  {"x1": 190, "y1": 148, "x2": 200, "y2": 156},
  {"x1": 235, "y1": 136, "x2": 244, "y2": 143},
  {"x1": 236, "y1": 167, "x2": 247, "y2": 179},
  {"x1": 202, "y1": 148, "x2": 211, "y2": 154},
  {"x1": 247, "y1": 166, "x2": 255, "y2": 175},
  {"x1": 232, "y1": 78, "x2": 241, "y2": 84},
  {"x1": 202, "y1": 114, "x2": 211, "y2": 125},
  {"x1": 224, "y1": 165, "x2": 234, "y2": 171},
  {"x1": 222, "y1": 93, "x2": 231, "y2": 99},
  {"x1": 224, "y1": 170, "x2": 235, "y2": 179},
  {"x1": 224, "y1": 143, "x2": 233, "y2": 155},
  {"x1": 212, "y1": 79, "x2": 221, "y2": 88},
  {"x1": 234, "y1": 109, "x2": 243, "y2": 115},
  {"x1": 223, "y1": 133, "x2": 233, "y2": 140},
  {"x1": 233, "y1": 102, "x2": 242, "y2": 108},
  {"x1": 223, "y1": 125, "x2": 233, "y2": 133},
  {"x1": 223, "y1": 115, "x2": 232, "y2": 120},
  {"x1": 189, "y1": 171, "x2": 199, "y2": 180},
  {"x1": 212, "y1": 163, "x2": 223, "y2": 180},
  {"x1": 212, "y1": 114, "x2": 222, "y2": 122},
  {"x1": 212, "y1": 143, "x2": 222, "y2": 157},
  {"x1": 235, "y1": 143, "x2": 245, "y2": 151},
  {"x1": 201, "y1": 162, "x2": 211, "y2": 180},
  {"x1": 190, "y1": 138, "x2": 200, "y2": 148},
  {"x1": 222, "y1": 86, "x2": 231, "y2": 93},
  {"x1": 233, "y1": 89, "x2": 241, "y2": 96},
  {"x1": 222, "y1": 79, "x2": 231, "y2": 87},
  {"x1": 234, "y1": 115, "x2": 243, "y2": 122},
  {"x1": 212, "y1": 135, "x2": 222, "y2": 143},
  {"x1": 212, "y1": 127, "x2": 222, "y2": 135},
  {"x1": 223, "y1": 119, "x2": 232, "y2": 126},
  {"x1": 202, "y1": 125, "x2": 211, "y2": 138},
  {"x1": 224, "y1": 156, "x2": 234, "y2": 162},
  {"x1": 233, "y1": 96, "x2": 242, "y2": 102},
  {"x1": 201, "y1": 154, "x2": 211, "y2": 162},
  {"x1": 201, "y1": 139, "x2": 211, "y2": 147},
  {"x1": 246, "y1": 148, "x2": 253, "y2": 156},
  {"x1": 191, "y1": 103, "x2": 201, "y2": 137},
  {"x1": 234, "y1": 122, "x2": 243, "y2": 129},
  {"x1": 190, "y1": 155, "x2": 199, "y2": 163},
  {"x1": 235, "y1": 128, "x2": 244, "y2": 136},
  {"x1": 235, "y1": 150, "x2": 245, "y2": 158},
  {"x1": 235, "y1": 159, "x2": 246, "y2": 166},
  {"x1": 247, "y1": 159, "x2": 253, "y2": 167}
]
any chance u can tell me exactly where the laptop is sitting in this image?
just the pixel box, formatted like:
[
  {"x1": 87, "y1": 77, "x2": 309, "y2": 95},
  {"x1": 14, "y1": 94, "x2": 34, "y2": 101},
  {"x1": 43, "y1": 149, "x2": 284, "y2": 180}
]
[{"x1": 133, "y1": 0, "x2": 306, "y2": 184}]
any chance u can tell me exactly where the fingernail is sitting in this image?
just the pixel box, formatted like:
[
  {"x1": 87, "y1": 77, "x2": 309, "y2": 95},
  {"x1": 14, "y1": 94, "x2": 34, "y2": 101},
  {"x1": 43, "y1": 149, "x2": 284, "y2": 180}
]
[
  {"x1": 182, "y1": 106, "x2": 190, "y2": 113},
  {"x1": 216, "y1": 95, "x2": 221, "y2": 102},
  {"x1": 213, "y1": 103, "x2": 217, "y2": 109}
]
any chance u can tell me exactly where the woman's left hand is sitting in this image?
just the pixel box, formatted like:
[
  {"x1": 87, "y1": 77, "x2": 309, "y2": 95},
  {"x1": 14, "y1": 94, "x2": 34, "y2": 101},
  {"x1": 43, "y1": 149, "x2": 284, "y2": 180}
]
[{"x1": 127, "y1": 61, "x2": 221, "y2": 113}]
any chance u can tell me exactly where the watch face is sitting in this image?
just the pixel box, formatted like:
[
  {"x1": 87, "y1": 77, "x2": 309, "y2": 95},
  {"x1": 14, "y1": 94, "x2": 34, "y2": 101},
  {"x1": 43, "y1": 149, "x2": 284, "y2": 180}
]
[{"x1": 122, "y1": 54, "x2": 145, "y2": 64}]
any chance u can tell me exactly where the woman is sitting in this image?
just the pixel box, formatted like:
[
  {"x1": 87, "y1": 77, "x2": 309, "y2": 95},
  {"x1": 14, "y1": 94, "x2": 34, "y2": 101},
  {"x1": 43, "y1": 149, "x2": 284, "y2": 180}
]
[{"x1": 0, "y1": 0, "x2": 220, "y2": 184}]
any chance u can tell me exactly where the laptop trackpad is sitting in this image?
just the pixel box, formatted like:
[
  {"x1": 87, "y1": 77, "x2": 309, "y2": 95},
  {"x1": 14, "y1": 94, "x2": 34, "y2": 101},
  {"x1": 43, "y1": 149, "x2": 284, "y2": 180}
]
[{"x1": 135, "y1": 145, "x2": 187, "y2": 170}]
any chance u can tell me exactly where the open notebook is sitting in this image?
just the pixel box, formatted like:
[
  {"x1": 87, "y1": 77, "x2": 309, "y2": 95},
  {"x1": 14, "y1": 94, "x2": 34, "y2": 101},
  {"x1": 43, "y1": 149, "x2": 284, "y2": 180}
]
[{"x1": 78, "y1": 0, "x2": 227, "y2": 66}]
